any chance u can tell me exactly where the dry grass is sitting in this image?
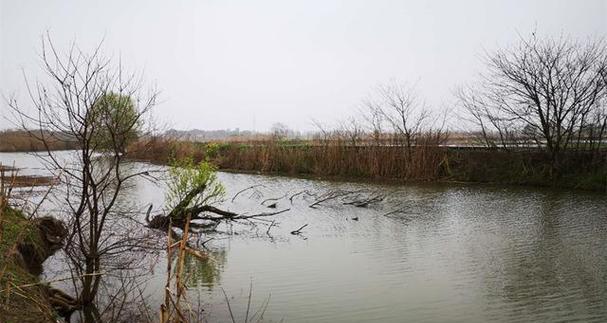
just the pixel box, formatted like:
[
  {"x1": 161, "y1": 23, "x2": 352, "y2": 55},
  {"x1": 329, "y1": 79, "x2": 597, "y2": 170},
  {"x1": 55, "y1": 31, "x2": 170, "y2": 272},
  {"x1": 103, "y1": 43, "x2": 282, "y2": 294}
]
[
  {"x1": 0, "y1": 130, "x2": 78, "y2": 152},
  {"x1": 128, "y1": 134, "x2": 607, "y2": 191},
  {"x1": 128, "y1": 131, "x2": 450, "y2": 182}
]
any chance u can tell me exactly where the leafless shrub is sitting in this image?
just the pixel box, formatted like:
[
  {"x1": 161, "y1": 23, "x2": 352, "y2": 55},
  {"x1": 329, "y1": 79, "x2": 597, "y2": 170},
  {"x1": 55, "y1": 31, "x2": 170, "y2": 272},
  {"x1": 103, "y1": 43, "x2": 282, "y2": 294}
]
[{"x1": 7, "y1": 34, "x2": 159, "y2": 314}]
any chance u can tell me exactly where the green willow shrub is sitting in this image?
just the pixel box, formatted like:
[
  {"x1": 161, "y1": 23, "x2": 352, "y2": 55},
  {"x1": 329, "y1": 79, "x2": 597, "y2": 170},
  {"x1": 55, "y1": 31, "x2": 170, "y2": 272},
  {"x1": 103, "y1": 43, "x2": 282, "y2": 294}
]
[
  {"x1": 165, "y1": 157, "x2": 225, "y2": 212},
  {"x1": 89, "y1": 92, "x2": 142, "y2": 153}
]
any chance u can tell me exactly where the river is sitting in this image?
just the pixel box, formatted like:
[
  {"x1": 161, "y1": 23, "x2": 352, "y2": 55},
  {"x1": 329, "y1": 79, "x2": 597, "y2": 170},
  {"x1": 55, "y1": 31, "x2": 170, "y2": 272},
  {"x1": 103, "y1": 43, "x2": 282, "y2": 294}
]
[{"x1": 1, "y1": 151, "x2": 606, "y2": 322}]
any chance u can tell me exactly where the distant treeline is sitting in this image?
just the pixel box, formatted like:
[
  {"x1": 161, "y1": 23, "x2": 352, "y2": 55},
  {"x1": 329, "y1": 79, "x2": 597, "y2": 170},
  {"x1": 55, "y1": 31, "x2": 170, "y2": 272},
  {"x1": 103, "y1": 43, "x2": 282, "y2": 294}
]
[{"x1": 0, "y1": 130, "x2": 78, "y2": 152}]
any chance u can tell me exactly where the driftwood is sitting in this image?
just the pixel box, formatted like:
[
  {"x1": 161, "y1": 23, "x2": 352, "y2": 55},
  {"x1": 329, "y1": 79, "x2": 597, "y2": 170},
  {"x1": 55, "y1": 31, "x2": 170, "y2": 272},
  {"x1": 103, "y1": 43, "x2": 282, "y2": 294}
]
[
  {"x1": 307, "y1": 189, "x2": 386, "y2": 208},
  {"x1": 289, "y1": 190, "x2": 314, "y2": 204},
  {"x1": 47, "y1": 286, "x2": 79, "y2": 320},
  {"x1": 290, "y1": 224, "x2": 308, "y2": 235},
  {"x1": 231, "y1": 184, "x2": 265, "y2": 202},
  {"x1": 308, "y1": 190, "x2": 358, "y2": 208},
  {"x1": 343, "y1": 191, "x2": 385, "y2": 207},
  {"x1": 261, "y1": 193, "x2": 287, "y2": 207},
  {"x1": 266, "y1": 220, "x2": 277, "y2": 236}
]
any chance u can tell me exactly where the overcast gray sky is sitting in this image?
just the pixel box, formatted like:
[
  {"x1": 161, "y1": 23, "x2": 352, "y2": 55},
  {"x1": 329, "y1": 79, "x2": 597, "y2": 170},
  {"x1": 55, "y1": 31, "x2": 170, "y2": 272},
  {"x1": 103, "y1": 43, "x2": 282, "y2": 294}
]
[{"x1": 1, "y1": 0, "x2": 606, "y2": 131}]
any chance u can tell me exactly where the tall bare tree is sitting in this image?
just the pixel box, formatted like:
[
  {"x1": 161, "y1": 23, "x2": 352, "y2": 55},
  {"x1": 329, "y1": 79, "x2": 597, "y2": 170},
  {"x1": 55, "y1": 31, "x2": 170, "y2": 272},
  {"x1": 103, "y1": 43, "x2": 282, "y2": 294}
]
[
  {"x1": 7, "y1": 35, "x2": 158, "y2": 318},
  {"x1": 360, "y1": 97, "x2": 385, "y2": 145},
  {"x1": 458, "y1": 34, "x2": 607, "y2": 170},
  {"x1": 367, "y1": 81, "x2": 430, "y2": 156}
]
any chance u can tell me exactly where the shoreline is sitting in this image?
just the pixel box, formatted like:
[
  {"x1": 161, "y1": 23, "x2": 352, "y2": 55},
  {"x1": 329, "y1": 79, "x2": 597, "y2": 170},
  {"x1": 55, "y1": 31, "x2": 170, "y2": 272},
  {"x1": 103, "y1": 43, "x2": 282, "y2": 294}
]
[{"x1": 125, "y1": 139, "x2": 607, "y2": 193}]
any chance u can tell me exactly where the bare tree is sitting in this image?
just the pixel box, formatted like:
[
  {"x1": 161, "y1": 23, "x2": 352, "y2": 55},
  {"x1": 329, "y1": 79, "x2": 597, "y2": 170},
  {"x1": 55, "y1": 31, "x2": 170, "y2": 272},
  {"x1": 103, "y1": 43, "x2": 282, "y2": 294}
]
[
  {"x1": 360, "y1": 97, "x2": 385, "y2": 145},
  {"x1": 7, "y1": 35, "x2": 158, "y2": 318},
  {"x1": 338, "y1": 116, "x2": 364, "y2": 146},
  {"x1": 458, "y1": 33, "x2": 607, "y2": 170},
  {"x1": 368, "y1": 81, "x2": 430, "y2": 156},
  {"x1": 586, "y1": 103, "x2": 607, "y2": 153},
  {"x1": 456, "y1": 85, "x2": 518, "y2": 149}
]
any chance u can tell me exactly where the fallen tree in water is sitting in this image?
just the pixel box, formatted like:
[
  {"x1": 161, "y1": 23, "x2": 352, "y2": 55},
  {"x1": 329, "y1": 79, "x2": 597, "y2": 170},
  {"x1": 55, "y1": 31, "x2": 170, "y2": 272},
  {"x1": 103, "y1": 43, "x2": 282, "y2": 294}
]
[
  {"x1": 146, "y1": 158, "x2": 290, "y2": 236},
  {"x1": 146, "y1": 203, "x2": 290, "y2": 233}
]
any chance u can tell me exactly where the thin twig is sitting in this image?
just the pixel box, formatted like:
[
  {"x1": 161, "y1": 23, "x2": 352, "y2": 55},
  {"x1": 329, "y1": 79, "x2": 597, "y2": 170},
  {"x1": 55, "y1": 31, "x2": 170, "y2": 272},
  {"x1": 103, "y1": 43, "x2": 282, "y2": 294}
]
[{"x1": 222, "y1": 288, "x2": 237, "y2": 323}]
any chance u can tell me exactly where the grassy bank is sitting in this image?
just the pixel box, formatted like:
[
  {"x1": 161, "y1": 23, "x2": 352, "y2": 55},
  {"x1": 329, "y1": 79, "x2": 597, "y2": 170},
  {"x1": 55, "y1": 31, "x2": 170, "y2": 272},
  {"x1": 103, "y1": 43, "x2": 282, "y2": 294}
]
[
  {"x1": 129, "y1": 138, "x2": 607, "y2": 192},
  {"x1": 0, "y1": 206, "x2": 56, "y2": 323}
]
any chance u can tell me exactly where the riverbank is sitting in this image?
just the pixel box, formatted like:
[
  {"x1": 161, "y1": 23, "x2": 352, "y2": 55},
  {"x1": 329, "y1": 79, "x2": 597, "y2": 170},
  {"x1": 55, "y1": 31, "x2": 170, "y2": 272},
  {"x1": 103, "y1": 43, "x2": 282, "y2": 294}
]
[
  {"x1": 1, "y1": 207, "x2": 53, "y2": 322},
  {"x1": 0, "y1": 205, "x2": 67, "y2": 322},
  {"x1": 128, "y1": 138, "x2": 607, "y2": 192}
]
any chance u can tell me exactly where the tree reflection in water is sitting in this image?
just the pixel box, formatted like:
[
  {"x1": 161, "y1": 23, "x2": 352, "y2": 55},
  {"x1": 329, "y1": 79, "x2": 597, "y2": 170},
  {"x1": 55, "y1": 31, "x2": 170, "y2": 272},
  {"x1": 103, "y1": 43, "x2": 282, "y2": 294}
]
[{"x1": 183, "y1": 248, "x2": 227, "y2": 290}]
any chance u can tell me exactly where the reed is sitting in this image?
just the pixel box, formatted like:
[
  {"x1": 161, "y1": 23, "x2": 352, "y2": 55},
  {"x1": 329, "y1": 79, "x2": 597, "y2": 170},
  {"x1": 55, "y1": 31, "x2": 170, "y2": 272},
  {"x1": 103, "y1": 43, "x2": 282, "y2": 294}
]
[
  {"x1": 129, "y1": 132, "x2": 449, "y2": 181},
  {"x1": 0, "y1": 130, "x2": 78, "y2": 152},
  {"x1": 160, "y1": 214, "x2": 209, "y2": 323},
  {"x1": 128, "y1": 134, "x2": 607, "y2": 191}
]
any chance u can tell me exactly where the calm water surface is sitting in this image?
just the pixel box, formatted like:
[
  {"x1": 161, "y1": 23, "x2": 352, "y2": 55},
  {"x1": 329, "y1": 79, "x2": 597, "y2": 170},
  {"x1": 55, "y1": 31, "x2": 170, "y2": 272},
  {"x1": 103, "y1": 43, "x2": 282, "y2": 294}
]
[{"x1": 2, "y1": 152, "x2": 606, "y2": 322}]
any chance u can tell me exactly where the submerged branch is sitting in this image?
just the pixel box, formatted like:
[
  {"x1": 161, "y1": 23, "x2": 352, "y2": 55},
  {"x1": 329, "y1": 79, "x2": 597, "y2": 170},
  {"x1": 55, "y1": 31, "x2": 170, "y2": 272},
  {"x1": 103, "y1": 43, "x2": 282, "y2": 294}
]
[
  {"x1": 231, "y1": 184, "x2": 265, "y2": 203},
  {"x1": 146, "y1": 205, "x2": 290, "y2": 233},
  {"x1": 290, "y1": 224, "x2": 308, "y2": 235},
  {"x1": 308, "y1": 189, "x2": 384, "y2": 208}
]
